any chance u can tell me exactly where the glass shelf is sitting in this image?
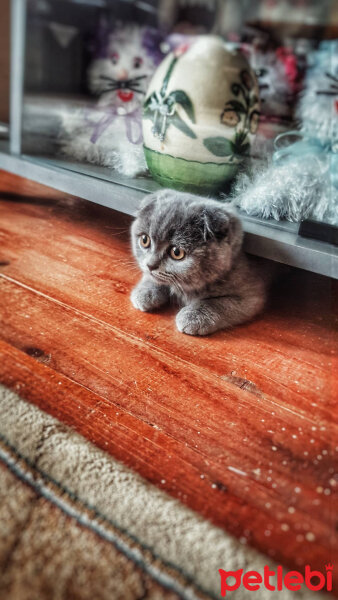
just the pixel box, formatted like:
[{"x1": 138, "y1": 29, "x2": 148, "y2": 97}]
[{"x1": 0, "y1": 140, "x2": 336, "y2": 279}]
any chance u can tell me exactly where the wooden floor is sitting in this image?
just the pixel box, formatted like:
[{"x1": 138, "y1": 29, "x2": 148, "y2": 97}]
[{"x1": 0, "y1": 171, "x2": 337, "y2": 583}]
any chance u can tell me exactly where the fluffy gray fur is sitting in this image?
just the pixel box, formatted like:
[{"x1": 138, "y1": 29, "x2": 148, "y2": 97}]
[{"x1": 131, "y1": 189, "x2": 269, "y2": 336}]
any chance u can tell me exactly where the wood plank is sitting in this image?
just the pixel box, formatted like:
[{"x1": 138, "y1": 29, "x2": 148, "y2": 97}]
[
  {"x1": 0, "y1": 171, "x2": 337, "y2": 584},
  {"x1": 0, "y1": 185, "x2": 336, "y2": 425},
  {"x1": 1, "y1": 337, "x2": 336, "y2": 577}
]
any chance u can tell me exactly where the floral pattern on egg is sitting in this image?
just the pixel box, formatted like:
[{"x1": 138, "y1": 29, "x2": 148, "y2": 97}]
[
  {"x1": 144, "y1": 52, "x2": 196, "y2": 142},
  {"x1": 204, "y1": 69, "x2": 261, "y2": 160}
]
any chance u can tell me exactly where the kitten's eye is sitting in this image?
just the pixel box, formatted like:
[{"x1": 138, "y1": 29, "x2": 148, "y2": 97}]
[
  {"x1": 170, "y1": 246, "x2": 185, "y2": 260},
  {"x1": 139, "y1": 234, "x2": 150, "y2": 249},
  {"x1": 133, "y1": 56, "x2": 143, "y2": 69},
  {"x1": 110, "y1": 52, "x2": 119, "y2": 65}
]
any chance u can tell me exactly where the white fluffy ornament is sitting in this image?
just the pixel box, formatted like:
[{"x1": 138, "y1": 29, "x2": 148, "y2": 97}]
[
  {"x1": 233, "y1": 151, "x2": 336, "y2": 223},
  {"x1": 60, "y1": 24, "x2": 167, "y2": 177},
  {"x1": 233, "y1": 41, "x2": 338, "y2": 225}
]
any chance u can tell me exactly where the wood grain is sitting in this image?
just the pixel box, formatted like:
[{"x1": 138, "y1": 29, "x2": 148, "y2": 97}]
[{"x1": 0, "y1": 171, "x2": 337, "y2": 584}]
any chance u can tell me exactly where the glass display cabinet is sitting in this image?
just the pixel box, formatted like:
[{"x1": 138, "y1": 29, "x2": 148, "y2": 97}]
[{"x1": 1, "y1": 0, "x2": 337, "y2": 278}]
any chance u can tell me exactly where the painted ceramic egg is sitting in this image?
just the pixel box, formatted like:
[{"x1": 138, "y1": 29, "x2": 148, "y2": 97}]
[{"x1": 142, "y1": 36, "x2": 260, "y2": 194}]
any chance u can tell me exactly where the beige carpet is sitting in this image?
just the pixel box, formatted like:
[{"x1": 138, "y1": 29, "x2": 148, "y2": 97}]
[{"x1": 0, "y1": 384, "x2": 326, "y2": 600}]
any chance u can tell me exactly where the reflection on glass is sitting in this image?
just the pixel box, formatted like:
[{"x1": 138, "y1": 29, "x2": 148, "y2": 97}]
[{"x1": 21, "y1": 0, "x2": 337, "y2": 226}]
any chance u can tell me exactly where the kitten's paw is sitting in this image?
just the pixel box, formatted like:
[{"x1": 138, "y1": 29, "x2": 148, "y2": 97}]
[
  {"x1": 131, "y1": 285, "x2": 167, "y2": 312},
  {"x1": 176, "y1": 306, "x2": 216, "y2": 336}
]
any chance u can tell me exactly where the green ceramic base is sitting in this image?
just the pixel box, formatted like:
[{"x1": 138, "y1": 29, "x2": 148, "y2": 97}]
[{"x1": 144, "y1": 147, "x2": 239, "y2": 195}]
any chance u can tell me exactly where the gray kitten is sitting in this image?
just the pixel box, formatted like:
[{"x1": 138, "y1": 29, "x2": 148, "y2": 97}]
[{"x1": 131, "y1": 189, "x2": 269, "y2": 336}]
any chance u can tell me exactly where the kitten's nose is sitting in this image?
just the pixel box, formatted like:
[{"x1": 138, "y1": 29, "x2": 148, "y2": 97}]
[{"x1": 147, "y1": 261, "x2": 160, "y2": 272}]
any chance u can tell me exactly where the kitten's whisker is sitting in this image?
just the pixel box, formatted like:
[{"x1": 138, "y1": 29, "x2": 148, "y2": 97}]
[
  {"x1": 118, "y1": 261, "x2": 139, "y2": 268},
  {"x1": 170, "y1": 274, "x2": 184, "y2": 296},
  {"x1": 108, "y1": 233, "x2": 131, "y2": 238}
]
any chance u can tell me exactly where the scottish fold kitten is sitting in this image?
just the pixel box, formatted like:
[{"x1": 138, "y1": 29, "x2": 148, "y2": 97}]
[{"x1": 131, "y1": 189, "x2": 269, "y2": 335}]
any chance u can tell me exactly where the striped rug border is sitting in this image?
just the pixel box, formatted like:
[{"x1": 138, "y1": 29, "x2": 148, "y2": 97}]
[{"x1": 0, "y1": 432, "x2": 215, "y2": 600}]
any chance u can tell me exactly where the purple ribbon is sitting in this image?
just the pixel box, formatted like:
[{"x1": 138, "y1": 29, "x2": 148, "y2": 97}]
[{"x1": 84, "y1": 105, "x2": 143, "y2": 145}]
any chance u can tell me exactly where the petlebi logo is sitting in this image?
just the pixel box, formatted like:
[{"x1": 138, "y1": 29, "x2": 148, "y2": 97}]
[{"x1": 219, "y1": 564, "x2": 333, "y2": 596}]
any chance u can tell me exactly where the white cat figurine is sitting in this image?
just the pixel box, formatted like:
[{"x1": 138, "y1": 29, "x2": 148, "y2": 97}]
[{"x1": 60, "y1": 24, "x2": 167, "y2": 177}]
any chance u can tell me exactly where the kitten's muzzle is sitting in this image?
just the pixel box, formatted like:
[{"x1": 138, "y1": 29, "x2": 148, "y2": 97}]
[{"x1": 147, "y1": 260, "x2": 160, "y2": 272}]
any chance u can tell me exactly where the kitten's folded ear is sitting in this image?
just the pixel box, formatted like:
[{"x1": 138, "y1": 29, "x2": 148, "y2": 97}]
[
  {"x1": 202, "y1": 205, "x2": 243, "y2": 256},
  {"x1": 138, "y1": 189, "x2": 174, "y2": 214},
  {"x1": 138, "y1": 193, "x2": 157, "y2": 213}
]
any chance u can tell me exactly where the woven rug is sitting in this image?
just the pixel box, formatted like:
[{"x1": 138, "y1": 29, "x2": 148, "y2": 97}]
[{"x1": 0, "y1": 384, "x2": 325, "y2": 600}]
